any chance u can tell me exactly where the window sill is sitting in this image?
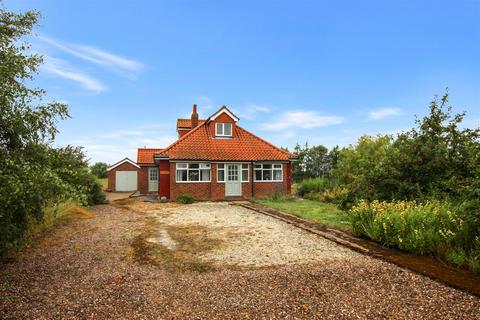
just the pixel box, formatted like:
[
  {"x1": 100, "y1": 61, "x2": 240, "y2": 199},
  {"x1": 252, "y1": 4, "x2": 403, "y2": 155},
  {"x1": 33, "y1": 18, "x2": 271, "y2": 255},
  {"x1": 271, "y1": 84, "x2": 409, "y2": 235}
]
[
  {"x1": 216, "y1": 181, "x2": 249, "y2": 183},
  {"x1": 175, "y1": 181, "x2": 211, "y2": 183}
]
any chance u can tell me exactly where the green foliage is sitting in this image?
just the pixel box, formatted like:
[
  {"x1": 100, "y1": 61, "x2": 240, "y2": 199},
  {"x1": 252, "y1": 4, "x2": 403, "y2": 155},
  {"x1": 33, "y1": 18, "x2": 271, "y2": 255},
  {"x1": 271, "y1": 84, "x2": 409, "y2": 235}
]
[
  {"x1": 320, "y1": 186, "x2": 349, "y2": 205},
  {"x1": 331, "y1": 134, "x2": 393, "y2": 201},
  {"x1": 292, "y1": 143, "x2": 340, "y2": 182},
  {"x1": 297, "y1": 177, "x2": 328, "y2": 197},
  {"x1": 90, "y1": 162, "x2": 108, "y2": 178},
  {"x1": 384, "y1": 91, "x2": 480, "y2": 200},
  {"x1": 327, "y1": 90, "x2": 479, "y2": 204},
  {"x1": 350, "y1": 200, "x2": 457, "y2": 254},
  {"x1": 48, "y1": 146, "x2": 106, "y2": 206},
  {"x1": 176, "y1": 194, "x2": 194, "y2": 204},
  {"x1": 0, "y1": 7, "x2": 105, "y2": 257},
  {"x1": 270, "y1": 191, "x2": 286, "y2": 201},
  {"x1": 350, "y1": 200, "x2": 480, "y2": 273}
]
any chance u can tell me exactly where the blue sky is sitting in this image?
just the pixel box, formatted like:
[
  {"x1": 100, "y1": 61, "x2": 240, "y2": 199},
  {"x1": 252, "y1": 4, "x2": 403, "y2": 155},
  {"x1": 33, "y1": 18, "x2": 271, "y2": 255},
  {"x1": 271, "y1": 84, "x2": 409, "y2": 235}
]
[{"x1": 5, "y1": 0, "x2": 480, "y2": 164}]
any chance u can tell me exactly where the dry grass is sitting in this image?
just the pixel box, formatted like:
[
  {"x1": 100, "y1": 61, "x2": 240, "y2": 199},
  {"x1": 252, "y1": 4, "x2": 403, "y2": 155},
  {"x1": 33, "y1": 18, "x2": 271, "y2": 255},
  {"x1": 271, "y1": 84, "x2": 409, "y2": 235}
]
[
  {"x1": 131, "y1": 216, "x2": 222, "y2": 273},
  {"x1": 28, "y1": 200, "x2": 93, "y2": 238}
]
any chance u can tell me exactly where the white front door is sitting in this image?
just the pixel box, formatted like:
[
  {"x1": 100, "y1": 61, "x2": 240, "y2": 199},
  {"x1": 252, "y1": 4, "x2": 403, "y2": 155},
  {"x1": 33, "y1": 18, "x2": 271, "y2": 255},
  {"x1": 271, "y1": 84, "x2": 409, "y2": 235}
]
[
  {"x1": 225, "y1": 164, "x2": 241, "y2": 196},
  {"x1": 148, "y1": 167, "x2": 159, "y2": 192}
]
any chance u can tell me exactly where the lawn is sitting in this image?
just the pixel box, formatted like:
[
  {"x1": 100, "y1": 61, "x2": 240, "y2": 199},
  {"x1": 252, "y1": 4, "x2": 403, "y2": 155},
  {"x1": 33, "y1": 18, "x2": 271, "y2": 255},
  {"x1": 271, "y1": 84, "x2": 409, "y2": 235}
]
[{"x1": 255, "y1": 198, "x2": 352, "y2": 231}]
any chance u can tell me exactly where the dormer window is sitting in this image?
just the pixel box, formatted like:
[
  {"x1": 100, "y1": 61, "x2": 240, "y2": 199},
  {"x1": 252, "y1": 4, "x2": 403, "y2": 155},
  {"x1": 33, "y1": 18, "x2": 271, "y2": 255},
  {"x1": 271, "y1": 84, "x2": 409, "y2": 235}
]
[{"x1": 216, "y1": 123, "x2": 232, "y2": 137}]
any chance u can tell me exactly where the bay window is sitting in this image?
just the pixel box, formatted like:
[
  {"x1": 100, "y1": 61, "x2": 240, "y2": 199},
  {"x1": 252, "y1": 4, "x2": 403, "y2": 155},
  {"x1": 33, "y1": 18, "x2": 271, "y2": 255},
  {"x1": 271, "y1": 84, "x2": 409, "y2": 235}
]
[
  {"x1": 254, "y1": 163, "x2": 283, "y2": 182},
  {"x1": 176, "y1": 163, "x2": 211, "y2": 182}
]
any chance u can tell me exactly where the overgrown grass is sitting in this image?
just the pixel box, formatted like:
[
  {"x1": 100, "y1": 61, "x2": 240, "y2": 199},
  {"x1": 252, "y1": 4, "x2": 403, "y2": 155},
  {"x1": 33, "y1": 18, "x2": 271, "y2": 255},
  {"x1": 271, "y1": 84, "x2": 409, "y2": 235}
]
[
  {"x1": 296, "y1": 177, "x2": 328, "y2": 197},
  {"x1": 27, "y1": 200, "x2": 93, "y2": 238},
  {"x1": 256, "y1": 197, "x2": 351, "y2": 231},
  {"x1": 0, "y1": 200, "x2": 93, "y2": 259}
]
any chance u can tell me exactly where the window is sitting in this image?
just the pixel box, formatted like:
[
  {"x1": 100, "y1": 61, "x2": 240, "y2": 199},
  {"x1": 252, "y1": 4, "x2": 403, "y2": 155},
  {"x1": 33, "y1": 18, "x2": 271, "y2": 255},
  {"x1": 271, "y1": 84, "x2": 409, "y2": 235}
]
[
  {"x1": 217, "y1": 163, "x2": 248, "y2": 182},
  {"x1": 241, "y1": 164, "x2": 249, "y2": 182},
  {"x1": 217, "y1": 164, "x2": 225, "y2": 182},
  {"x1": 215, "y1": 123, "x2": 232, "y2": 137},
  {"x1": 176, "y1": 163, "x2": 211, "y2": 182},
  {"x1": 254, "y1": 163, "x2": 283, "y2": 182},
  {"x1": 149, "y1": 168, "x2": 158, "y2": 181}
]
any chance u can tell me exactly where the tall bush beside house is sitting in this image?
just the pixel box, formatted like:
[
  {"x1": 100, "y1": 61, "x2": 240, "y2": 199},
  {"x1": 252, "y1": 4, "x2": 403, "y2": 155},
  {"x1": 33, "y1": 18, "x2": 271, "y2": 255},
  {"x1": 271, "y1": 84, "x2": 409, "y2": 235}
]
[{"x1": 0, "y1": 7, "x2": 105, "y2": 257}]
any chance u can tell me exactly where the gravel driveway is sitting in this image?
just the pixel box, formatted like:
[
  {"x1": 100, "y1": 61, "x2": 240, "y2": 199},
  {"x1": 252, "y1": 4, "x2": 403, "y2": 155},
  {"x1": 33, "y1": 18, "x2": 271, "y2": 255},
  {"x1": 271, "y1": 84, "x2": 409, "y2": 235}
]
[{"x1": 1, "y1": 199, "x2": 479, "y2": 319}]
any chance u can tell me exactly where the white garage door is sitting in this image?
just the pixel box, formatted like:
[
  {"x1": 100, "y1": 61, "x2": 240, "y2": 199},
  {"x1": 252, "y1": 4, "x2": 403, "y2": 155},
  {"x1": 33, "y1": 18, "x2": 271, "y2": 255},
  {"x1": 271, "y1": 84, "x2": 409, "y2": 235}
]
[{"x1": 115, "y1": 171, "x2": 137, "y2": 192}]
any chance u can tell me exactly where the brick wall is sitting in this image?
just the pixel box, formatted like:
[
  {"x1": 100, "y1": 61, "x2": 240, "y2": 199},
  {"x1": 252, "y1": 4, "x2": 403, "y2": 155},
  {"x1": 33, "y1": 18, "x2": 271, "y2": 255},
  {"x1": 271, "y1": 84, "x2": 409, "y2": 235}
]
[
  {"x1": 107, "y1": 162, "x2": 139, "y2": 192},
  {"x1": 138, "y1": 166, "x2": 149, "y2": 194},
  {"x1": 168, "y1": 162, "x2": 292, "y2": 201}
]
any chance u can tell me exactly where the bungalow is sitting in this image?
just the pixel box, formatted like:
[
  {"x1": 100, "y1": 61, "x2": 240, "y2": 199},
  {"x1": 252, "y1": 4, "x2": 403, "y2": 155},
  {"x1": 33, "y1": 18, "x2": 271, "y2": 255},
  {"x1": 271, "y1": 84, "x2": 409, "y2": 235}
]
[{"x1": 107, "y1": 104, "x2": 297, "y2": 200}]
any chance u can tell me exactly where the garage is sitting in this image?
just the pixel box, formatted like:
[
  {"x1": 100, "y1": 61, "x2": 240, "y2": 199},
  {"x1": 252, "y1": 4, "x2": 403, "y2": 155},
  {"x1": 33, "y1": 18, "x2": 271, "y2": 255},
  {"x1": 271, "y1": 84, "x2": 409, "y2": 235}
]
[
  {"x1": 107, "y1": 157, "x2": 140, "y2": 192},
  {"x1": 115, "y1": 171, "x2": 137, "y2": 191}
]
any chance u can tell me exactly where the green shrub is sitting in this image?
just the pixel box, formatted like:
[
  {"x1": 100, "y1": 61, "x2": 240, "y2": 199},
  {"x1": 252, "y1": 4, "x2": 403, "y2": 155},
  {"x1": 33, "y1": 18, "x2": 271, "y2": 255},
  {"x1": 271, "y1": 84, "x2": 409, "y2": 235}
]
[
  {"x1": 320, "y1": 187, "x2": 349, "y2": 204},
  {"x1": 349, "y1": 199, "x2": 480, "y2": 273},
  {"x1": 85, "y1": 178, "x2": 107, "y2": 205},
  {"x1": 303, "y1": 191, "x2": 321, "y2": 201},
  {"x1": 176, "y1": 194, "x2": 194, "y2": 204},
  {"x1": 271, "y1": 191, "x2": 284, "y2": 201},
  {"x1": 349, "y1": 200, "x2": 461, "y2": 254},
  {"x1": 297, "y1": 178, "x2": 328, "y2": 197}
]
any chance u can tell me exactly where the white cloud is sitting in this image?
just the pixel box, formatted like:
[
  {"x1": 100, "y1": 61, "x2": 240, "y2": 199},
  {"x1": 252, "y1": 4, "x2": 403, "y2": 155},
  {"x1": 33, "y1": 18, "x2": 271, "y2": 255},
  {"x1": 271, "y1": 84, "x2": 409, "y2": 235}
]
[
  {"x1": 239, "y1": 104, "x2": 271, "y2": 119},
  {"x1": 369, "y1": 107, "x2": 402, "y2": 121},
  {"x1": 66, "y1": 129, "x2": 177, "y2": 164},
  {"x1": 264, "y1": 111, "x2": 344, "y2": 131},
  {"x1": 42, "y1": 57, "x2": 107, "y2": 93},
  {"x1": 39, "y1": 34, "x2": 144, "y2": 77}
]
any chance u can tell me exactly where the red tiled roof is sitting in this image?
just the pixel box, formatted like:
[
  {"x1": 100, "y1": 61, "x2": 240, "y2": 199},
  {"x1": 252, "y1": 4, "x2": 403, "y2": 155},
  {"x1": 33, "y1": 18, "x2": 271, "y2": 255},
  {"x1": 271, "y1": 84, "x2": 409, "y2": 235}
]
[
  {"x1": 156, "y1": 122, "x2": 296, "y2": 161},
  {"x1": 137, "y1": 148, "x2": 164, "y2": 164},
  {"x1": 176, "y1": 118, "x2": 206, "y2": 129}
]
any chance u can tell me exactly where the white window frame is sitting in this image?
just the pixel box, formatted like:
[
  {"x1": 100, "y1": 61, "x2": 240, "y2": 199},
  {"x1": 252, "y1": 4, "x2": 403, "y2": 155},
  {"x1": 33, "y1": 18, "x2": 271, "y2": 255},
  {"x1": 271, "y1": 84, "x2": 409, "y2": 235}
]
[
  {"x1": 254, "y1": 163, "x2": 283, "y2": 182},
  {"x1": 216, "y1": 163, "x2": 249, "y2": 183},
  {"x1": 176, "y1": 162, "x2": 211, "y2": 183},
  {"x1": 215, "y1": 123, "x2": 232, "y2": 137},
  {"x1": 241, "y1": 163, "x2": 249, "y2": 182}
]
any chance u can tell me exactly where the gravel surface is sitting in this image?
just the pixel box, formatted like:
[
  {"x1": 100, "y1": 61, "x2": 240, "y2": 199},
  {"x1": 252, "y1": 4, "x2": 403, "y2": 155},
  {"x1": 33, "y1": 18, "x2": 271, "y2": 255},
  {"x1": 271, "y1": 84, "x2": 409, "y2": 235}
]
[
  {"x1": 1, "y1": 199, "x2": 479, "y2": 319},
  {"x1": 156, "y1": 202, "x2": 358, "y2": 267}
]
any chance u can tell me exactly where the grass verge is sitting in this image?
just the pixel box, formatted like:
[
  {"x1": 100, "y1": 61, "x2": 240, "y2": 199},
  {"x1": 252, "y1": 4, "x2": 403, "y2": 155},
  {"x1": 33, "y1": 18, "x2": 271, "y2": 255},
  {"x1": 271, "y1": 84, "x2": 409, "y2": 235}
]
[
  {"x1": 27, "y1": 200, "x2": 93, "y2": 238},
  {"x1": 256, "y1": 197, "x2": 352, "y2": 231}
]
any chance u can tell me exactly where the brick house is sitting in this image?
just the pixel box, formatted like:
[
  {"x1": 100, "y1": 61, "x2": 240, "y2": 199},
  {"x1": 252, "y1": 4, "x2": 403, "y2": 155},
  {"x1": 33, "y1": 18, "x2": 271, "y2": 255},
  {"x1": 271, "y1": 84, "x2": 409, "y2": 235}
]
[{"x1": 107, "y1": 105, "x2": 297, "y2": 200}]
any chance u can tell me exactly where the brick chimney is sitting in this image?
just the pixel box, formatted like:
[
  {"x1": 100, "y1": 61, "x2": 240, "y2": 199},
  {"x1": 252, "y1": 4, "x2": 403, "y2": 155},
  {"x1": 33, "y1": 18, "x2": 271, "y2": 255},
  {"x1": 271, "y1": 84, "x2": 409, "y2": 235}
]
[{"x1": 191, "y1": 103, "x2": 199, "y2": 128}]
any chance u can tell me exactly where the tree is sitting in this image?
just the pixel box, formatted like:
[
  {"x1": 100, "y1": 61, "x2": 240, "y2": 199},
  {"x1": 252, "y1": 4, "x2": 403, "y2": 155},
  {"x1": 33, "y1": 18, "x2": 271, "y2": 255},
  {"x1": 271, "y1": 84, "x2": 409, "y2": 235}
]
[
  {"x1": 91, "y1": 162, "x2": 108, "y2": 178},
  {"x1": 387, "y1": 90, "x2": 480, "y2": 200},
  {"x1": 0, "y1": 5, "x2": 105, "y2": 256},
  {"x1": 292, "y1": 143, "x2": 340, "y2": 181},
  {"x1": 332, "y1": 134, "x2": 393, "y2": 201}
]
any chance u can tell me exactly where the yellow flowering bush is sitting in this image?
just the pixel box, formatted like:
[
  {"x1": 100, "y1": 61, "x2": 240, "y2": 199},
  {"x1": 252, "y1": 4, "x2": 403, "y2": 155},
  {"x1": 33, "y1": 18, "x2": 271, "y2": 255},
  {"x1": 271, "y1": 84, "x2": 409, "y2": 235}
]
[
  {"x1": 320, "y1": 187, "x2": 349, "y2": 204},
  {"x1": 349, "y1": 200, "x2": 463, "y2": 255}
]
